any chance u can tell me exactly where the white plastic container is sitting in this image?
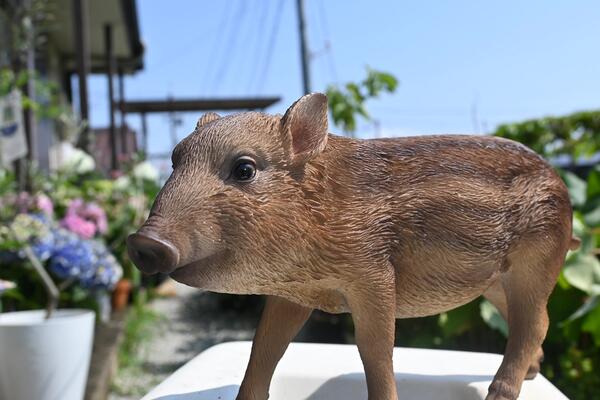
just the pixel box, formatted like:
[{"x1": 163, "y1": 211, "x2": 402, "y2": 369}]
[
  {"x1": 142, "y1": 341, "x2": 567, "y2": 400},
  {"x1": 0, "y1": 309, "x2": 95, "y2": 400}
]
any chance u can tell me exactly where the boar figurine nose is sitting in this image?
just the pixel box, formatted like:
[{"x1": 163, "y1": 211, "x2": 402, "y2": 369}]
[{"x1": 127, "y1": 233, "x2": 180, "y2": 274}]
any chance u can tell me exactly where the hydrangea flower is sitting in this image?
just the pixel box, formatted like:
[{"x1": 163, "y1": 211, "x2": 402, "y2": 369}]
[
  {"x1": 10, "y1": 213, "x2": 50, "y2": 242},
  {"x1": 13, "y1": 192, "x2": 54, "y2": 216},
  {"x1": 83, "y1": 203, "x2": 108, "y2": 234},
  {"x1": 5, "y1": 210, "x2": 122, "y2": 292},
  {"x1": 48, "y1": 228, "x2": 96, "y2": 282},
  {"x1": 30, "y1": 230, "x2": 55, "y2": 261},
  {"x1": 61, "y1": 199, "x2": 108, "y2": 239},
  {"x1": 35, "y1": 194, "x2": 54, "y2": 216},
  {"x1": 61, "y1": 213, "x2": 96, "y2": 239},
  {"x1": 81, "y1": 240, "x2": 123, "y2": 290}
]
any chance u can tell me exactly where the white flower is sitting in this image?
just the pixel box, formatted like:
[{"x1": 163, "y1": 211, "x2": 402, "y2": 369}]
[
  {"x1": 0, "y1": 279, "x2": 16, "y2": 294},
  {"x1": 49, "y1": 141, "x2": 96, "y2": 174},
  {"x1": 113, "y1": 176, "x2": 131, "y2": 191},
  {"x1": 132, "y1": 161, "x2": 159, "y2": 182}
]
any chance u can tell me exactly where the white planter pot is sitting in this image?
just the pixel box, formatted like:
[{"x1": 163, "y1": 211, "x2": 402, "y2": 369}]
[{"x1": 0, "y1": 309, "x2": 95, "y2": 400}]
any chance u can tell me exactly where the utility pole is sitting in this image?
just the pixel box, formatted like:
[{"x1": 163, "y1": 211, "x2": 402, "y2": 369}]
[
  {"x1": 167, "y1": 95, "x2": 182, "y2": 149},
  {"x1": 296, "y1": 0, "x2": 311, "y2": 94},
  {"x1": 104, "y1": 24, "x2": 118, "y2": 172},
  {"x1": 73, "y1": 0, "x2": 91, "y2": 152},
  {"x1": 24, "y1": 0, "x2": 36, "y2": 166},
  {"x1": 118, "y1": 70, "x2": 127, "y2": 156}
]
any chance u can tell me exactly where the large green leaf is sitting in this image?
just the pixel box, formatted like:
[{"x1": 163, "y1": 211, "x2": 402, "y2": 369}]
[
  {"x1": 564, "y1": 295, "x2": 600, "y2": 323},
  {"x1": 562, "y1": 171, "x2": 587, "y2": 207},
  {"x1": 563, "y1": 252, "x2": 600, "y2": 295},
  {"x1": 581, "y1": 303, "x2": 600, "y2": 346},
  {"x1": 572, "y1": 214, "x2": 596, "y2": 254},
  {"x1": 583, "y1": 206, "x2": 600, "y2": 227},
  {"x1": 480, "y1": 299, "x2": 508, "y2": 337},
  {"x1": 586, "y1": 166, "x2": 600, "y2": 199}
]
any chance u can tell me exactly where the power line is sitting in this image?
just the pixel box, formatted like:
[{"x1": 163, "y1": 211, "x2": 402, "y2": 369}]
[
  {"x1": 234, "y1": 0, "x2": 262, "y2": 95},
  {"x1": 308, "y1": 0, "x2": 330, "y2": 84},
  {"x1": 150, "y1": 25, "x2": 216, "y2": 75},
  {"x1": 317, "y1": 0, "x2": 338, "y2": 84},
  {"x1": 246, "y1": 1, "x2": 270, "y2": 94},
  {"x1": 209, "y1": 0, "x2": 248, "y2": 95},
  {"x1": 257, "y1": 0, "x2": 286, "y2": 93},
  {"x1": 201, "y1": 0, "x2": 234, "y2": 95}
]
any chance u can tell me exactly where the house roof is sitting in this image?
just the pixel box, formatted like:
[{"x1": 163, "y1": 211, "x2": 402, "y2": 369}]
[
  {"x1": 51, "y1": 0, "x2": 144, "y2": 73},
  {"x1": 119, "y1": 97, "x2": 281, "y2": 114}
]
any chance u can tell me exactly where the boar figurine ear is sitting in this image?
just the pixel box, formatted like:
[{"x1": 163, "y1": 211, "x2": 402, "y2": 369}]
[
  {"x1": 281, "y1": 93, "x2": 328, "y2": 165},
  {"x1": 196, "y1": 112, "x2": 221, "y2": 130}
]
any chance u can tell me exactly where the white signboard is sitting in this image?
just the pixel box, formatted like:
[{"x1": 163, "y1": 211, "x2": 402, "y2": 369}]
[{"x1": 0, "y1": 89, "x2": 28, "y2": 168}]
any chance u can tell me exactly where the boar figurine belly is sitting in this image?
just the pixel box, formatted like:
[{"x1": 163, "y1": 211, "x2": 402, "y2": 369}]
[{"x1": 128, "y1": 93, "x2": 578, "y2": 400}]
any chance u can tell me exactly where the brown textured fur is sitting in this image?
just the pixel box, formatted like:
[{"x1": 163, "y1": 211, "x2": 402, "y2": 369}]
[{"x1": 128, "y1": 93, "x2": 576, "y2": 400}]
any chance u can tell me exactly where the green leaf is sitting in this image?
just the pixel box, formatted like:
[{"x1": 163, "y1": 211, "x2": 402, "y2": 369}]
[
  {"x1": 586, "y1": 167, "x2": 600, "y2": 199},
  {"x1": 562, "y1": 171, "x2": 587, "y2": 207},
  {"x1": 326, "y1": 67, "x2": 398, "y2": 134},
  {"x1": 480, "y1": 299, "x2": 508, "y2": 337},
  {"x1": 581, "y1": 302, "x2": 600, "y2": 346},
  {"x1": 584, "y1": 206, "x2": 600, "y2": 227},
  {"x1": 377, "y1": 72, "x2": 399, "y2": 92},
  {"x1": 572, "y1": 213, "x2": 596, "y2": 254},
  {"x1": 563, "y1": 252, "x2": 600, "y2": 294},
  {"x1": 564, "y1": 295, "x2": 600, "y2": 323}
]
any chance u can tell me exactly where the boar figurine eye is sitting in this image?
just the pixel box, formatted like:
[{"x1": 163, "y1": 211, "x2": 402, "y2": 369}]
[{"x1": 232, "y1": 158, "x2": 256, "y2": 182}]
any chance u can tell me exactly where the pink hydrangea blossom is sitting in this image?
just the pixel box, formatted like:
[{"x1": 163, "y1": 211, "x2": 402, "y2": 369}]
[
  {"x1": 83, "y1": 203, "x2": 108, "y2": 234},
  {"x1": 60, "y1": 198, "x2": 109, "y2": 238},
  {"x1": 61, "y1": 213, "x2": 96, "y2": 239},
  {"x1": 35, "y1": 194, "x2": 54, "y2": 216},
  {"x1": 13, "y1": 192, "x2": 54, "y2": 216}
]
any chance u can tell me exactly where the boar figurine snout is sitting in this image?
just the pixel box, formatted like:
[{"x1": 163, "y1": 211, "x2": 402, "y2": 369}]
[
  {"x1": 127, "y1": 232, "x2": 179, "y2": 274},
  {"x1": 128, "y1": 93, "x2": 578, "y2": 400}
]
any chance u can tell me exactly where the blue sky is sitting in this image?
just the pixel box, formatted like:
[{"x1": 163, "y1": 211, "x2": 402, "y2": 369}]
[{"x1": 88, "y1": 0, "x2": 600, "y2": 166}]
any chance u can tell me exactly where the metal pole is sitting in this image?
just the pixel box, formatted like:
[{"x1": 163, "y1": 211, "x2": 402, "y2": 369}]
[
  {"x1": 104, "y1": 24, "x2": 118, "y2": 172},
  {"x1": 141, "y1": 112, "x2": 148, "y2": 158},
  {"x1": 296, "y1": 0, "x2": 311, "y2": 94},
  {"x1": 73, "y1": 0, "x2": 91, "y2": 152},
  {"x1": 24, "y1": 0, "x2": 36, "y2": 165},
  {"x1": 118, "y1": 70, "x2": 127, "y2": 157}
]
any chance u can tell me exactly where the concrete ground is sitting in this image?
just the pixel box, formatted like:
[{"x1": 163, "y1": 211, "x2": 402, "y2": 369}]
[{"x1": 109, "y1": 281, "x2": 260, "y2": 400}]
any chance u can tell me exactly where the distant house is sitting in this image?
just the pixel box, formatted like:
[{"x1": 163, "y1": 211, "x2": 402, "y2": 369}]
[
  {"x1": 0, "y1": 0, "x2": 144, "y2": 172},
  {"x1": 92, "y1": 125, "x2": 138, "y2": 174}
]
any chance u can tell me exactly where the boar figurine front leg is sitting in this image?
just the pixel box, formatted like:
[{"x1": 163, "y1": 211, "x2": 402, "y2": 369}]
[
  {"x1": 237, "y1": 296, "x2": 312, "y2": 400},
  {"x1": 239, "y1": 272, "x2": 398, "y2": 400},
  {"x1": 128, "y1": 93, "x2": 577, "y2": 400}
]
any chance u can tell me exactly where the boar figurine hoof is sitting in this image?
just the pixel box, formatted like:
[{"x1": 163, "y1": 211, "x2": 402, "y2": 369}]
[{"x1": 128, "y1": 93, "x2": 578, "y2": 400}]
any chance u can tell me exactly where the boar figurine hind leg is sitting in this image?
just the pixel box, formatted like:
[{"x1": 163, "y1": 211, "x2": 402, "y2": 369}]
[{"x1": 128, "y1": 93, "x2": 577, "y2": 400}]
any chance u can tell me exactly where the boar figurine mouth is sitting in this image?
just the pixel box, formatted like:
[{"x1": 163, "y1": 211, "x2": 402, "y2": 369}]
[{"x1": 167, "y1": 251, "x2": 228, "y2": 285}]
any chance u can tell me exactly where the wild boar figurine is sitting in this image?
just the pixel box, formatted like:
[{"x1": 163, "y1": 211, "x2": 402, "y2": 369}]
[{"x1": 128, "y1": 93, "x2": 579, "y2": 400}]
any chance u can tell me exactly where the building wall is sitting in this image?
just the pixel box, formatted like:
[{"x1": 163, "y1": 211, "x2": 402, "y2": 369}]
[
  {"x1": 92, "y1": 126, "x2": 138, "y2": 175},
  {"x1": 0, "y1": 8, "x2": 10, "y2": 68}
]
